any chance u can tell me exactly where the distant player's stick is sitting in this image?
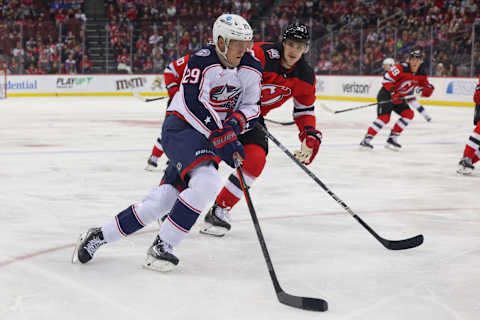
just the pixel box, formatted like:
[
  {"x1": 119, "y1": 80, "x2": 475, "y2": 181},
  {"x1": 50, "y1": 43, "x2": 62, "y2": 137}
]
[
  {"x1": 264, "y1": 101, "x2": 334, "y2": 126},
  {"x1": 133, "y1": 91, "x2": 168, "y2": 102},
  {"x1": 234, "y1": 155, "x2": 328, "y2": 312},
  {"x1": 260, "y1": 125, "x2": 424, "y2": 251},
  {"x1": 322, "y1": 95, "x2": 416, "y2": 114},
  {"x1": 264, "y1": 118, "x2": 295, "y2": 126}
]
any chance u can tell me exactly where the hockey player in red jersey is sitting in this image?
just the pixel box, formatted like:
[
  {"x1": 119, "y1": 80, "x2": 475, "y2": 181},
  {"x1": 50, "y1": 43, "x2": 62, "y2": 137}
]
[
  {"x1": 457, "y1": 76, "x2": 480, "y2": 175},
  {"x1": 359, "y1": 48, "x2": 434, "y2": 150},
  {"x1": 145, "y1": 55, "x2": 190, "y2": 170},
  {"x1": 201, "y1": 23, "x2": 322, "y2": 236}
]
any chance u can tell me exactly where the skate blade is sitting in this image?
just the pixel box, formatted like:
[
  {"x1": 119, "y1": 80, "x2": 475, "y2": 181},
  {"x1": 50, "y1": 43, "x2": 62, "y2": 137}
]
[
  {"x1": 144, "y1": 164, "x2": 157, "y2": 171},
  {"x1": 456, "y1": 168, "x2": 473, "y2": 175},
  {"x1": 358, "y1": 145, "x2": 373, "y2": 151},
  {"x1": 199, "y1": 224, "x2": 227, "y2": 237},
  {"x1": 71, "y1": 232, "x2": 86, "y2": 264},
  {"x1": 143, "y1": 256, "x2": 177, "y2": 272},
  {"x1": 384, "y1": 143, "x2": 401, "y2": 152}
]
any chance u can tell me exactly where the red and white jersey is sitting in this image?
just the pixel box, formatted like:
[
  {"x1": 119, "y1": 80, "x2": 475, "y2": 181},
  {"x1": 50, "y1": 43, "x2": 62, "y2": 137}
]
[
  {"x1": 382, "y1": 62, "x2": 429, "y2": 97},
  {"x1": 474, "y1": 75, "x2": 480, "y2": 105},
  {"x1": 251, "y1": 42, "x2": 317, "y2": 131},
  {"x1": 164, "y1": 55, "x2": 190, "y2": 99}
]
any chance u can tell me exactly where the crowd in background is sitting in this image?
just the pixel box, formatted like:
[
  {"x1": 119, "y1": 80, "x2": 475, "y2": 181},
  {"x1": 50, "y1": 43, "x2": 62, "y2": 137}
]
[
  {"x1": 0, "y1": 0, "x2": 89, "y2": 74},
  {"x1": 105, "y1": 0, "x2": 271, "y2": 74},
  {"x1": 0, "y1": 0, "x2": 479, "y2": 77}
]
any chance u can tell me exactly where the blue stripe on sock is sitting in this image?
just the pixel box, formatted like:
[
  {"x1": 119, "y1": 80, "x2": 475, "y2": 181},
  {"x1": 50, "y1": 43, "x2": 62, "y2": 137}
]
[
  {"x1": 117, "y1": 206, "x2": 144, "y2": 235},
  {"x1": 168, "y1": 199, "x2": 200, "y2": 232}
]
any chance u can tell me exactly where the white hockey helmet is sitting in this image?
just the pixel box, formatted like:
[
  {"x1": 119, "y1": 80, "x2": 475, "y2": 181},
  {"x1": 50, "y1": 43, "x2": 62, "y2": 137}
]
[
  {"x1": 383, "y1": 57, "x2": 395, "y2": 65},
  {"x1": 212, "y1": 14, "x2": 253, "y2": 66}
]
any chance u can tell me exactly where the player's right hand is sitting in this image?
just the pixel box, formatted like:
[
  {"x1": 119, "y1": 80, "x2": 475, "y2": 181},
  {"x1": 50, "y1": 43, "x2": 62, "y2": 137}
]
[
  {"x1": 391, "y1": 92, "x2": 403, "y2": 104},
  {"x1": 474, "y1": 85, "x2": 480, "y2": 104},
  {"x1": 209, "y1": 126, "x2": 245, "y2": 168}
]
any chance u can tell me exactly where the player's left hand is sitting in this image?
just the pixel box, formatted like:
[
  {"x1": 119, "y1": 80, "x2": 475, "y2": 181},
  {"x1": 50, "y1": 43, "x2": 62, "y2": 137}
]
[
  {"x1": 421, "y1": 83, "x2": 434, "y2": 97},
  {"x1": 294, "y1": 126, "x2": 322, "y2": 165}
]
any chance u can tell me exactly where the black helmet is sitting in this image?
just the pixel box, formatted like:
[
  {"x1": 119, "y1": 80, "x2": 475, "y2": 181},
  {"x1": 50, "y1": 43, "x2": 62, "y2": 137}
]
[
  {"x1": 282, "y1": 23, "x2": 310, "y2": 44},
  {"x1": 409, "y1": 47, "x2": 423, "y2": 58}
]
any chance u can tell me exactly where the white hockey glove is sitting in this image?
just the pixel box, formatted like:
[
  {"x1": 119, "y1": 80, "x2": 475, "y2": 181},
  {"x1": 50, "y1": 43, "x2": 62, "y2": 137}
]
[{"x1": 294, "y1": 127, "x2": 322, "y2": 165}]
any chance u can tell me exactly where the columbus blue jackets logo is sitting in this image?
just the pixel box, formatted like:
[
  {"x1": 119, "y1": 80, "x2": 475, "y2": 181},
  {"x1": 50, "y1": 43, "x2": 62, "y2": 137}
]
[
  {"x1": 210, "y1": 84, "x2": 242, "y2": 110},
  {"x1": 261, "y1": 84, "x2": 291, "y2": 105}
]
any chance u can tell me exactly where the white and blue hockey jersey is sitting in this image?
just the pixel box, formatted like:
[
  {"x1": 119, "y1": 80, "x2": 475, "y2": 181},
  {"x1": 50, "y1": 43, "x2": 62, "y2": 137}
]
[{"x1": 167, "y1": 45, "x2": 263, "y2": 138}]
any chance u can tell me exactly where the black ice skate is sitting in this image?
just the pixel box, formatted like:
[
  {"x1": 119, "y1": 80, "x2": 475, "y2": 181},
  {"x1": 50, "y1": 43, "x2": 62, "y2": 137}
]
[
  {"x1": 143, "y1": 235, "x2": 179, "y2": 272},
  {"x1": 359, "y1": 135, "x2": 374, "y2": 150},
  {"x1": 385, "y1": 132, "x2": 401, "y2": 151},
  {"x1": 457, "y1": 157, "x2": 474, "y2": 175},
  {"x1": 71, "y1": 227, "x2": 107, "y2": 264},
  {"x1": 144, "y1": 156, "x2": 158, "y2": 171},
  {"x1": 423, "y1": 114, "x2": 432, "y2": 122},
  {"x1": 199, "y1": 204, "x2": 231, "y2": 237}
]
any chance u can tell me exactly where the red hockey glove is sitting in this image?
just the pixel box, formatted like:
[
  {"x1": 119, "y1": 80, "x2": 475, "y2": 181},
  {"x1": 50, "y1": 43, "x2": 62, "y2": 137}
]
[
  {"x1": 294, "y1": 126, "x2": 322, "y2": 165},
  {"x1": 209, "y1": 126, "x2": 245, "y2": 169},
  {"x1": 391, "y1": 92, "x2": 404, "y2": 104},
  {"x1": 421, "y1": 83, "x2": 434, "y2": 97},
  {"x1": 474, "y1": 85, "x2": 480, "y2": 104}
]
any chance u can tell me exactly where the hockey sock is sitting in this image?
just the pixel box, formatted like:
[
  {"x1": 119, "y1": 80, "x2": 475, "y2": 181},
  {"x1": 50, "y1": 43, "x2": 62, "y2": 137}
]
[
  {"x1": 101, "y1": 185, "x2": 180, "y2": 243},
  {"x1": 463, "y1": 123, "x2": 480, "y2": 159},
  {"x1": 160, "y1": 164, "x2": 221, "y2": 247},
  {"x1": 366, "y1": 114, "x2": 390, "y2": 137},
  {"x1": 151, "y1": 137, "x2": 164, "y2": 158},
  {"x1": 392, "y1": 109, "x2": 414, "y2": 134},
  {"x1": 410, "y1": 100, "x2": 431, "y2": 119},
  {"x1": 473, "y1": 153, "x2": 479, "y2": 164},
  {"x1": 215, "y1": 144, "x2": 266, "y2": 210}
]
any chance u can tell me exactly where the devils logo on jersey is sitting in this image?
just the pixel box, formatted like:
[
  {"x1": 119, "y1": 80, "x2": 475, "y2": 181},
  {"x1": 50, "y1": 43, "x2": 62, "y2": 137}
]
[
  {"x1": 210, "y1": 84, "x2": 242, "y2": 110},
  {"x1": 261, "y1": 84, "x2": 291, "y2": 105}
]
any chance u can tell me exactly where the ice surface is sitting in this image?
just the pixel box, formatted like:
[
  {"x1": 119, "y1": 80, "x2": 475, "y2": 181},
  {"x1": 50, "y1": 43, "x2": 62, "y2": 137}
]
[{"x1": 0, "y1": 97, "x2": 479, "y2": 320}]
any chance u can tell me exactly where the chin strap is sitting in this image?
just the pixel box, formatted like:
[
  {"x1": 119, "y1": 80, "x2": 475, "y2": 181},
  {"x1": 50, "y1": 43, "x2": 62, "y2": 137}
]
[{"x1": 215, "y1": 43, "x2": 235, "y2": 68}]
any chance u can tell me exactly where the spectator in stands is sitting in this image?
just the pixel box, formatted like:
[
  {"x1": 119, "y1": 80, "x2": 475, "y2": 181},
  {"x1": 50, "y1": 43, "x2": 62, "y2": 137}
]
[
  {"x1": 79, "y1": 55, "x2": 92, "y2": 73},
  {"x1": 148, "y1": 29, "x2": 162, "y2": 46},
  {"x1": 38, "y1": 46, "x2": 50, "y2": 71},
  {"x1": 8, "y1": 57, "x2": 19, "y2": 74},
  {"x1": 12, "y1": 42, "x2": 24, "y2": 61},
  {"x1": 434, "y1": 62, "x2": 447, "y2": 77},
  {"x1": 143, "y1": 55, "x2": 153, "y2": 73},
  {"x1": 152, "y1": 51, "x2": 165, "y2": 73},
  {"x1": 65, "y1": 54, "x2": 77, "y2": 74},
  {"x1": 49, "y1": 61, "x2": 61, "y2": 74},
  {"x1": 117, "y1": 48, "x2": 131, "y2": 74},
  {"x1": 314, "y1": 53, "x2": 331, "y2": 74}
]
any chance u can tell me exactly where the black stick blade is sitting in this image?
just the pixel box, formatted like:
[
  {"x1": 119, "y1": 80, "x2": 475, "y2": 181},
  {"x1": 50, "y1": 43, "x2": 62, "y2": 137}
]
[
  {"x1": 382, "y1": 234, "x2": 424, "y2": 250},
  {"x1": 277, "y1": 291, "x2": 328, "y2": 312}
]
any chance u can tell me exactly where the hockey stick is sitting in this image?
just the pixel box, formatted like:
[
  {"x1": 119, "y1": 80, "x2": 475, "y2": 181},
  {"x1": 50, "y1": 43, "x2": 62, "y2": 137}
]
[
  {"x1": 260, "y1": 126, "x2": 423, "y2": 251},
  {"x1": 234, "y1": 156, "x2": 328, "y2": 312},
  {"x1": 264, "y1": 118, "x2": 295, "y2": 126},
  {"x1": 133, "y1": 91, "x2": 168, "y2": 103},
  {"x1": 326, "y1": 95, "x2": 416, "y2": 114}
]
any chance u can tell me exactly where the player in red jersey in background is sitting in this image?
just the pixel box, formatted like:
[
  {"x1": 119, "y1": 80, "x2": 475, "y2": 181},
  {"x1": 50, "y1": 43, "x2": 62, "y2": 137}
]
[
  {"x1": 145, "y1": 55, "x2": 190, "y2": 170},
  {"x1": 457, "y1": 76, "x2": 480, "y2": 175},
  {"x1": 201, "y1": 23, "x2": 322, "y2": 236},
  {"x1": 359, "y1": 48, "x2": 434, "y2": 151}
]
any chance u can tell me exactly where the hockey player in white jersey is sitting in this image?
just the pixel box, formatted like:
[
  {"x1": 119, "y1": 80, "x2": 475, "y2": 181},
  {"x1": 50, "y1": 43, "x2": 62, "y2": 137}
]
[{"x1": 72, "y1": 14, "x2": 262, "y2": 272}]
